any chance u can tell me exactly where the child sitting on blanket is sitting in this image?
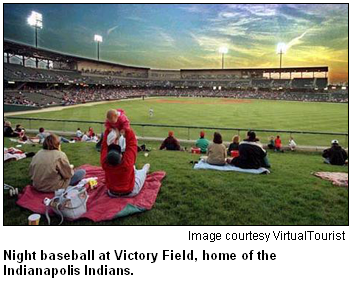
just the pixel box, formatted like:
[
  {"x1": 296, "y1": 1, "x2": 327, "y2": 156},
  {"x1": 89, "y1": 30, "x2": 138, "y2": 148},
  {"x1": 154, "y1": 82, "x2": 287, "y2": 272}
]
[{"x1": 105, "y1": 109, "x2": 130, "y2": 133}]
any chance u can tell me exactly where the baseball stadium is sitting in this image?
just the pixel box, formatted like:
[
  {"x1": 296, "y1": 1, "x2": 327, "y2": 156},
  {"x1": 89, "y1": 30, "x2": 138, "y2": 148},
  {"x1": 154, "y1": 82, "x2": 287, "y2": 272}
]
[{"x1": 3, "y1": 4, "x2": 348, "y2": 225}]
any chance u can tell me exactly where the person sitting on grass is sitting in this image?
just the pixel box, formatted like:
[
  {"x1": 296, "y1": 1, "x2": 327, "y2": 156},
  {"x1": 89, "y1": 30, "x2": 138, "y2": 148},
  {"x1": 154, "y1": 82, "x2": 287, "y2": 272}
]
[
  {"x1": 228, "y1": 131, "x2": 270, "y2": 169},
  {"x1": 88, "y1": 127, "x2": 95, "y2": 138},
  {"x1": 227, "y1": 135, "x2": 240, "y2": 156},
  {"x1": 195, "y1": 131, "x2": 209, "y2": 153},
  {"x1": 90, "y1": 133, "x2": 99, "y2": 143},
  {"x1": 160, "y1": 131, "x2": 181, "y2": 151},
  {"x1": 322, "y1": 140, "x2": 348, "y2": 166},
  {"x1": 101, "y1": 127, "x2": 150, "y2": 197},
  {"x1": 37, "y1": 127, "x2": 70, "y2": 144},
  {"x1": 29, "y1": 134, "x2": 86, "y2": 192},
  {"x1": 15, "y1": 124, "x2": 25, "y2": 134},
  {"x1": 81, "y1": 132, "x2": 91, "y2": 142},
  {"x1": 275, "y1": 135, "x2": 283, "y2": 152},
  {"x1": 14, "y1": 124, "x2": 27, "y2": 140},
  {"x1": 4, "y1": 121, "x2": 20, "y2": 138},
  {"x1": 36, "y1": 127, "x2": 50, "y2": 143},
  {"x1": 267, "y1": 136, "x2": 275, "y2": 150},
  {"x1": 289, "y1": 137, "x2": 297, "y2": 151},
  {"x1": 206, "y1": 132, "x2": 227, "y2": 166},
  {"x1": 76, "y1": 128, "x2": 83, "y2": 138}
]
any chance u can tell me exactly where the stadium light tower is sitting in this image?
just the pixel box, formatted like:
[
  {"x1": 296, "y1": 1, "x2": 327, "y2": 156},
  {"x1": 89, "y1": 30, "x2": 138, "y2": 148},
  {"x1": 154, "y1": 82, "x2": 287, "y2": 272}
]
[
  {"x1": 219, "y1": 46, "x2": 228, "y2": 69},
  {"x1": 94, "y1": 35, "x2": 103, "y2": 61},
  {"x1": 27, "y1": 11, "x2": 43, "y2": 48},
  {"x1": 276, "y1": 43, "x2": 286, "y2": 78}
]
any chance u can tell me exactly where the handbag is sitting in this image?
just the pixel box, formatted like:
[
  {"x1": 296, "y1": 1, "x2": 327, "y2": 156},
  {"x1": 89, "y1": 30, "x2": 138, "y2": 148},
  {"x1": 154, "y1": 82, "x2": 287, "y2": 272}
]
[{"x1": 43, "y1": 181, "x2": 90, "y2": 225}]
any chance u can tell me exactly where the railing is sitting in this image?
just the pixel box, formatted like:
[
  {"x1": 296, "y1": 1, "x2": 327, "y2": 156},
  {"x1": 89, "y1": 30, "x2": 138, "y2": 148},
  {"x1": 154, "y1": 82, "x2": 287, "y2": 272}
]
[{"x1": 6, "y1": 116, "x2": 349, "y2": 148}]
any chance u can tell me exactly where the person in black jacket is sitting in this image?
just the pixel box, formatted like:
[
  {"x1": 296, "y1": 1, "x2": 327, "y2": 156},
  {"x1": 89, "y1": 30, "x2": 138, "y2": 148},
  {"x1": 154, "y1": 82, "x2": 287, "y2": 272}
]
[
  {"x1": 322, "y1": 140, "x2": 348, "y2": 166},
  {"x1": 229, "y1": 131, "x2": 270, "y2": 169},
  {"x1": 4, "y1": 121, "x2": 19, "y2": 138},
  {"x1": 160, "y1": 131, "x2": 181, "y2": 151}
]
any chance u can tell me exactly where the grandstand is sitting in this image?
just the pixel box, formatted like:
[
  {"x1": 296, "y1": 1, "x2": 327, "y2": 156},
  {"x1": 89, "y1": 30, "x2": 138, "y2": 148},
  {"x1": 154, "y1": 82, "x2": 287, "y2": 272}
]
[{"x1": 3, "y1": 40, "x2": 348, "y2": 110}]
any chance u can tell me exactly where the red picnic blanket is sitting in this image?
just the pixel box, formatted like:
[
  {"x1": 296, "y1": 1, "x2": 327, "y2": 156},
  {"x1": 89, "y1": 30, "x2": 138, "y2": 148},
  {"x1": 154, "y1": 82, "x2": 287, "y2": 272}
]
[
  {"x1": 313, "y1": 172, "x2": 348, "y2": 187},
  {"x1": 17, "y1": 165, "x2": 166, "y2": 222}
]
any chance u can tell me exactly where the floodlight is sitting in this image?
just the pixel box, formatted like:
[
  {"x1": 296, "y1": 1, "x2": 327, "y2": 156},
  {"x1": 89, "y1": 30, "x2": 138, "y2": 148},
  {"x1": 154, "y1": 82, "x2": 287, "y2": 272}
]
[
  {"x1": 276, "y1": 43, "x2": 286, "y2": 77},
  {"x1": 94, "y1": 35, "x2": 103, "y2": 42},
  {"x1": 27, "y1": 11, "x2": 43, "y2": 29},
  {"x1": 94, "y1": 35, "x2": 103, "y2": 60},
  {"x1": 276, "y1": 43, "x2": 286, "y2": 54},
  {"x1": 219, "y1": 46, "x2": 228, "y2": 54},
  {"x1": 219, "y1": 47, "x2": 228, "y2": 69}
]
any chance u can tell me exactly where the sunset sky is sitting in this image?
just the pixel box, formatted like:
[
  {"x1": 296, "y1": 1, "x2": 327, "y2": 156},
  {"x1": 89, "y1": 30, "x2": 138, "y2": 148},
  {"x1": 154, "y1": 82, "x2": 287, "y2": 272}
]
[{"x1": 4, "y1": 4, "x2": 348, "y2": 83}]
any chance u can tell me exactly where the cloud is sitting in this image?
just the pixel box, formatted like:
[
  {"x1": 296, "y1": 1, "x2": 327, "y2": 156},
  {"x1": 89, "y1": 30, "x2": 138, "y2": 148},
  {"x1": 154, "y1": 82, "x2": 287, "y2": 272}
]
[
  {"x1": 125, "y1": 16, "x2": 146, "y2": 22},
  {"x1": 227, "y1": 4, "x2": 279, "y2": 17},
  {"x1": 107, "y1": 25, "x2": 119, "y2": 35},
  {"x1": 189, "y1": 32, "x2": 265, "y2": 57},
  {"x1": 286, "y1": 29, "x2": 310, "y2": 50},
  {"x1": 149, "y1": 27, "x2": 175, "y2": 47},
  {"x1": 104, "y1": 49, "x2": 147, "y2": 53},
  {"x1": 179, "y1": 5, "x2": 207, "y2": 13},
  {"x1": 208, "y1": 23, "x2": 248, "y2": 37},
  {"x1": 159, "y1": 31, "x2": 175, "y2": 45}
]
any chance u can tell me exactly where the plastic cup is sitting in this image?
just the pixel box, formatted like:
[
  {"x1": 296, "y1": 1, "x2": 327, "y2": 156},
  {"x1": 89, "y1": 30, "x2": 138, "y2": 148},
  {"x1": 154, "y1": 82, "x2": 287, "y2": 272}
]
[
  {"x1": 231, "y1": 150, "x2": 240, "y2": 158},
  {"x1": 28, "y1": 214, "x2": 41, "y2": 225}
]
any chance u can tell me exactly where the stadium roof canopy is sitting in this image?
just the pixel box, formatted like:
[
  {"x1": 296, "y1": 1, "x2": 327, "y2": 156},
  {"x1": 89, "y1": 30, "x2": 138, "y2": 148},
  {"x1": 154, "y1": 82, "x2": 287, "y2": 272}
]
[
  {"x1": 4, "y1": 40, "x2": 150, "y2": 70},
  {"x1": 181, "y1": 66, "x2": 329, "y2": 73},
  {"x1": 4, "y1": 40, "x2": 328, "y2": 73}
]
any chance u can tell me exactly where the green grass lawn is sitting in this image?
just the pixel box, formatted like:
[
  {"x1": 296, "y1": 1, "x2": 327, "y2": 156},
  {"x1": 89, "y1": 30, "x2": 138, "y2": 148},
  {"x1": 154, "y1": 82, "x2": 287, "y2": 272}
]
[
  {"x1": 6, "y1": 97, "x2": 348, "y2": 147},
  {"x1": 4, "y1": 138, "x2": 348, "y2": 225}
]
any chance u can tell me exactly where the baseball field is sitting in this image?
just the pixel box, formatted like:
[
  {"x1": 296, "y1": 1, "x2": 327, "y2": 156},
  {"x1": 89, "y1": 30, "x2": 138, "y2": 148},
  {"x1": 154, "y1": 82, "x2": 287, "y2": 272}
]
[
  {"x1": 4, "y1": 97, "x2": 349, "y2": 226},
  {"x1": 6, "y1": 97, "x2": 349, "y2": 147}
]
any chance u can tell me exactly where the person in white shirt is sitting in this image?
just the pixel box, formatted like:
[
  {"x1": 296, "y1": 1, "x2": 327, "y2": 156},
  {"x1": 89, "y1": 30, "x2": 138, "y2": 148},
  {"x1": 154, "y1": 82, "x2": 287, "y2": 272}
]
[
  {"x1": 81, "y1": 132, "x2": 91, "y2": 142},
  {"x1": 289, "y1": 137, "x2": 297, "y2": 151},
  {"x1": 76, "y1": 128, "x2": 83, "y2": 138},
  {"x1": 107, "y1": 129, "x2": 126, "y2": 152}
]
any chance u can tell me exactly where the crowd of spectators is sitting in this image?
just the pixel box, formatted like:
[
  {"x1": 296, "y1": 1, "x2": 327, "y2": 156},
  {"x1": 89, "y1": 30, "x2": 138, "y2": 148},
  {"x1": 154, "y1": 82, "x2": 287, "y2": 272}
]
[
  {"x1": 4, "y1": 87, "x2": 348, "y2": 108},
  {"x1": 82, "y1": 68, "x2": 148, "y2": 78},
  {"x1": 5, "y1": 63, "x2": 332, "y2": 91}
]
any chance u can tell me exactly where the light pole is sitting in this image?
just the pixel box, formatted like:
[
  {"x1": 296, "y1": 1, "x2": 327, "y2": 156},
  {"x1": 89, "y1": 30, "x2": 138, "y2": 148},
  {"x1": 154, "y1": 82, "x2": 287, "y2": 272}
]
[
  {"x1": 94, "y1": 35, "x2": 103, "y2": 61},
  {"x1": 276, "y1": 43, "x2": 286, "y2": 79},
  {"x1": 219, "y1": 46, "x2": 228, "y2": 69},
  {"x1": 27, "y1": 11, "x2": 43, "y2": 48},
  {"x1": 27, "y1": 11, "x2": 43, "y2": 68}
]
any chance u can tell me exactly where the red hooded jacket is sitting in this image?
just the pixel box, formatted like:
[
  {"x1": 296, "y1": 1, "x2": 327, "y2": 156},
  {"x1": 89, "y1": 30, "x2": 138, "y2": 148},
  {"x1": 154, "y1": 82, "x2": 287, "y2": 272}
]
[{"x1": 100, "y1": 128, "x2": 137, "y2": 193}]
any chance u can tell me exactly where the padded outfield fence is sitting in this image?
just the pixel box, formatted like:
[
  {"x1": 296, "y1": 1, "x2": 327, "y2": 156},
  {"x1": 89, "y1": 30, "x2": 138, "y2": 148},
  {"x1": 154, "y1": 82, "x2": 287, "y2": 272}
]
[{"x1": 6, "y1": 116, "x2": 349, "y2": 148}]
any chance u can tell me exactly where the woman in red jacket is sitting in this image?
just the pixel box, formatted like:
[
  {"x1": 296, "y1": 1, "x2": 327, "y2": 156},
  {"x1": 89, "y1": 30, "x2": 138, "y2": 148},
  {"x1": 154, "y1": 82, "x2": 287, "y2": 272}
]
[{"x1": 100, "y1": 128, "x2": 150, "y2": 197}]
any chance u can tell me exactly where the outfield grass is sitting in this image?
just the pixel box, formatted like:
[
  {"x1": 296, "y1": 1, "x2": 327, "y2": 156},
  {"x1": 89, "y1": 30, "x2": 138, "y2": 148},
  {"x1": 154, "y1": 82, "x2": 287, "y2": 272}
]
[
  {"x1": 4, "y1": 138, "x2": 348, "y2": 225},
  {"x1": 6, "y1": 97, "x2": 348, "y2": 147}
]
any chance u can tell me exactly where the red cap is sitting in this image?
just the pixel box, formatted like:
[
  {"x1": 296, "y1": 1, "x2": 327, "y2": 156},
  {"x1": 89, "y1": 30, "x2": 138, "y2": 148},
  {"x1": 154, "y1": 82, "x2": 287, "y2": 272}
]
[
  {"x1": 168, "y1": 131, "x2": 174, "y2": 137},
  {"x1": 200, "y1": 131, "x2": 205, "y2": 138}
]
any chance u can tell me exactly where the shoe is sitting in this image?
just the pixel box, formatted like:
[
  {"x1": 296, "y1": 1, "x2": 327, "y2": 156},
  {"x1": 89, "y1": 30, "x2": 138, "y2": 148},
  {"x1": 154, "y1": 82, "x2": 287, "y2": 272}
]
[
  {"x1": 143, "y1": 163, "x2": 150, "y2": 174},
  {"x1": 25, "y1": 152, "x2": 35, "y2": 158}
]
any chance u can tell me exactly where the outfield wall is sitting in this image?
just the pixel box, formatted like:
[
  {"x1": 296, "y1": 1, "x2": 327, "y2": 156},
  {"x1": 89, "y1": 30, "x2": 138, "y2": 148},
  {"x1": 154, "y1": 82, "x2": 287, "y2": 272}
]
[
  {"x1": 4, "y1": 104, "x2": 39, "y2": 113},
  {"x1": 6, "y1": 116, "x2": 349, "y2": 149}
]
